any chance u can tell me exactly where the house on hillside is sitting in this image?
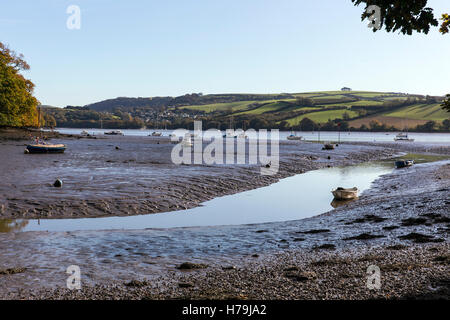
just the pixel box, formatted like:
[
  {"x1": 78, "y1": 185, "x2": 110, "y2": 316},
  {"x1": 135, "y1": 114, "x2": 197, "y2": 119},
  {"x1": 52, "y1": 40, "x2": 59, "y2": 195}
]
[{"x1": 341, "y1": 87, "x2": 352, "y2": 91}]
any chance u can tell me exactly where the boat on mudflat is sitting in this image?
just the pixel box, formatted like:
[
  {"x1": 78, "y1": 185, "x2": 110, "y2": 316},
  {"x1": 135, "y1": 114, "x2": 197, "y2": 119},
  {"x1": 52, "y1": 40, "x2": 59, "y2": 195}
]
[
  {"x1": 332, "y1": 187, "x2": 358, "y2": 200},
  {"x1": 26, "y1": 144, "x2": 66, "y2": 154},
  {"x1": 395, "y1": 159, "x2": 414, "y2": 169},
  {"x1": 323, "y1": 143, "x2": 335, "y2": 150}
]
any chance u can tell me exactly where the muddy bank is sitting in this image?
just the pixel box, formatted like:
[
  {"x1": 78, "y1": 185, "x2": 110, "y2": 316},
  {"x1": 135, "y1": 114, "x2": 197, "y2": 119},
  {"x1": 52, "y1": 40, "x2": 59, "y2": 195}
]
[
  {"x1": 0, "y1": 136, "x2": 399, "y2": 219},
  {"x1": 0, "y1": 127, "x2": 73, "y2": 141},
  {"x1": 0, "y1": 160, "x2": 448, "y2": 299},
  {"x1": 5, "y1": 244, "x2": 447, "y2": 300}
]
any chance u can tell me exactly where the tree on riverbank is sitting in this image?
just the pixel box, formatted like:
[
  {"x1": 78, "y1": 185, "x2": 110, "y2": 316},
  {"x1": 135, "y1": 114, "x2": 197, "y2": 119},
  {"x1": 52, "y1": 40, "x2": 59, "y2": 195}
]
[
  {"x1": 0, "y1": 43, "x2": 39, "y2": 127},
  {"x1": 351, "y1": 0, "x2": 448, "y2": 35},
  {"x1": 442, "y1": 95, "x2": 450, "y2": 113}
]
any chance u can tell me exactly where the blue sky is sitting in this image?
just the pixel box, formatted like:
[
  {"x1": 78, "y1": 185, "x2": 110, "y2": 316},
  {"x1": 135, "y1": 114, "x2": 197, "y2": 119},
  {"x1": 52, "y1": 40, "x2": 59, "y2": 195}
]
[{"x1": 1, "y1": 0, "x2": 449, "y2": 107}]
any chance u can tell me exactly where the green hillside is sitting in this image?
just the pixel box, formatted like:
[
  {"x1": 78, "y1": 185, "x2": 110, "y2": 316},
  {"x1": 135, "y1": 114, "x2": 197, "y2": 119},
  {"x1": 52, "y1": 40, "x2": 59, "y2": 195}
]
[{"x1": 173, "y1": 90, "x2": 449, "y2": 130}]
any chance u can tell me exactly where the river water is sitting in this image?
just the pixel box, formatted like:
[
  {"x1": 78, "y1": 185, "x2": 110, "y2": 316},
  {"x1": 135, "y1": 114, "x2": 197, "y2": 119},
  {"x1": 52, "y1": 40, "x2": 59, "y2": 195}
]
[{"x1": 50, "y1": 128, "x2": 450, "y2": 143}]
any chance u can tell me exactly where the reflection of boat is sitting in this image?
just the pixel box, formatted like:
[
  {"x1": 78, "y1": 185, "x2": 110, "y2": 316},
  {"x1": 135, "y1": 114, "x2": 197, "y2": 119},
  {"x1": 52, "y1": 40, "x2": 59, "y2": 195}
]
[
  {"x1": 323, "y1": 143, "x2": 335, "y2": 150},
  {"x1": 332, "y1": 187, "x2": 358, "y2": 200},
  {"x1": 330, "y1": 199, "x2": 354, "y2": 208},
  {"x1": 395, "y1": 159, "x2": 414, "y2": 169},
  {"x1": 394, "y1": 133, "x2": 414, "y2": 142},
  {"x1": 26, "y1": 144, "x2": 66, "y2": 154},
  {"x1": 104, "y1": 130, "x2": 124, "y2": 136}
]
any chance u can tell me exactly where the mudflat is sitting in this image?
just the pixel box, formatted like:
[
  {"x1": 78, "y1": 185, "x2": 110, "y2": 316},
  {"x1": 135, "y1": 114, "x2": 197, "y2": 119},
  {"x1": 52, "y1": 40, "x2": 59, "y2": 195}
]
[{"x1": 0, "y1": 134, "x2": 399, "y2": 219}]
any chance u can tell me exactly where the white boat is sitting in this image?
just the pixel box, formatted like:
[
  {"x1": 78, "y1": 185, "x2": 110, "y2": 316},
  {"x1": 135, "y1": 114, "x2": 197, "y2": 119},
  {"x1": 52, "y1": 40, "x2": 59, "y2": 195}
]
[
  {"x1": 332, "y1": 187, "x2": 359, "y2": 200},
  {"x1": 287, "y1": 130, "x2": 302, "y2": 140},
  {"x1": 104, "y1": 130, "x2": 124, "y2": 136},
  {"x1": 287, "y1": 134, "x2": 302, "y2": 141},
  {"x1": 237, "y1": 132, "x2": 248, "y2": 139},
  {"x1": 394, "y1": 132, "x2": 414, "y2": 142},
  {"x1": 150, "y1": 131, "x2": 162, "y2": 137},
  {"x1": 80, "y1": 130, "x2": 90, "y2": 136},
  {"x1": 181, "y1": 134, "x2": 193, "y2": 147}
]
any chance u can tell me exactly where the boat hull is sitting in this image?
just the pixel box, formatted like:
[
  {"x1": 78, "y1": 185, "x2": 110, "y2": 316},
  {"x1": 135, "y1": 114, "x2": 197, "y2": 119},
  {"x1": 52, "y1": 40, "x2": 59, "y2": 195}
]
[
  {"x1": 26, "y1": 144, "x2": 66, "y2": 154},
  {"x1": 332, "y1": 187, "x2": 358, "y2": 200},
  {"x1": 395, "y1": 160, "x2": 414, "y2": 168}
]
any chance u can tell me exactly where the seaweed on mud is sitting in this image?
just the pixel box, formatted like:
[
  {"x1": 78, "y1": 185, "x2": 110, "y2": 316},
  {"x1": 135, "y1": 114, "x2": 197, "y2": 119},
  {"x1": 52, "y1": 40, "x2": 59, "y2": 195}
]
[
  {"x1": 176, "y1": 262, "x2": 209, "y2": 270},
  {"x1": 283, "y1": 271, "x2": 316, "y2": 282},
  {"x1": 383, "y1": 225, "x2": 400, "y2": 231},
  {"x1": 398, "y1": 233, "x2": 444, "y2": 243},
  {"x1": 401, "y1": 217, "x2": 428, "y2": 226},
  {"x1": 299, "y1": 229, "x2": 330, "y2": 234},
  {"x1": 386, "y1": 244, "x2": 408, "y2": 250},
  {"x1": 343, "y1": 233, "x2": 385, "y2": 241},
  {"x1": 348, "y1": 215, "x2": 388, "y2": 224},
  {"x1": 0, "y1": 267, "x2": 26, "y2": 275},
  {"x1": 313, "y1": 243, "x2": 336, "y2": 250},
  {"x1": 433, "y1": 255, "x2": 450, "y2": 264},
  {"x1": 124, "y1": 280, "x2": 149, "y2": 287}
]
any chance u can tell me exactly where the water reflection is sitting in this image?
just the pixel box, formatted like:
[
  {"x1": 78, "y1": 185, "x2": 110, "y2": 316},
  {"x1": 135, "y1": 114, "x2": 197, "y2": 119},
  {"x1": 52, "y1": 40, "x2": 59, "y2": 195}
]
[
  {"x1": 330, "y1": 199, "x2": 356, "y2": 209},
  {"x1": 0, "y1": 219, "x2": 29, "y2": 232}
]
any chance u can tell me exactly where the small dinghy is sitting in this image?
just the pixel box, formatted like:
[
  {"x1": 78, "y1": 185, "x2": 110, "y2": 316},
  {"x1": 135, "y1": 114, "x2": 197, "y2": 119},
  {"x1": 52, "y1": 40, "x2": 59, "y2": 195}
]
[
  {"x1": 323, "y1": 143, "x2": 335, "y2": 150},
  {"x1": 395, "y1": 159, "x2": 414, "y2": 169},
  {"x1": 26, "y1": 144, "x2": 66, "y2": 154},
  {"x1": 332, "y1": 187, "x2": 358, "y2": 200}
]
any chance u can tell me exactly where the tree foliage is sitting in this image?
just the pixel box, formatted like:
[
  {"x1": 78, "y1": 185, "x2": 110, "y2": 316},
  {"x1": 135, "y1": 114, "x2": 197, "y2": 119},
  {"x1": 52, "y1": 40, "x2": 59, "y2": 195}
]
[
  {"x1": 439, "y1": 13, "x2": 450, "y2": 34},
  {"x1": 0, "y1": 42, "x2": 39, "y2": 127},
  {"x1": 351, "y1": 0, "x2": 442, "y2": 35},
  {"x1": 442, "y1": 94, "x2": 450, "y2": 113}
]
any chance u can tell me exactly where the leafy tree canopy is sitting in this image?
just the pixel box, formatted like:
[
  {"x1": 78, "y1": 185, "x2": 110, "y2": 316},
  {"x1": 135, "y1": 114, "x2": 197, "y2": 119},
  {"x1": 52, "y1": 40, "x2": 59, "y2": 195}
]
[
  {"x1": 442, "y1": 94, "x2": 450, "y2": 113},
  {"x1": 0, "y1": 42, "x2": 38, "y2": 127},
  {"x1": 351, "y1": 0, "x2": 447, "y2": 35}
]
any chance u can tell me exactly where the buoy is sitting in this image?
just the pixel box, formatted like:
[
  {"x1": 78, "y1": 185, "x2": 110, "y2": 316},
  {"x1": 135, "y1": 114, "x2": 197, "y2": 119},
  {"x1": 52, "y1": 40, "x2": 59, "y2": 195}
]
[{"x1": 53, "y1": 179, "x2": 63, "y2": 188}]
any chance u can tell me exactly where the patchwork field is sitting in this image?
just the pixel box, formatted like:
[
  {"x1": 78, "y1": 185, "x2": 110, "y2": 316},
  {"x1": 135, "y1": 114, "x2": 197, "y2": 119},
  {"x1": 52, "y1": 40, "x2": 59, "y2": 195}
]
[
  {"x1": 175, "y1": 91, "x2": 448, "y2": 129},
  {"x1": 383, "y1": 104, "x2": 448, "y2": 121}
]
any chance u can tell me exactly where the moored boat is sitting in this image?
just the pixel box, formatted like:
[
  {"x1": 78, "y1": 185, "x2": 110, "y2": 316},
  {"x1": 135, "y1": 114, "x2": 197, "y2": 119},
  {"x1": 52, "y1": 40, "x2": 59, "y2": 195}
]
[
  {"x1": 323, "y1": 143, "x2": 335, "y2": 150},
  {"x1": 287, "y1": 134, "x2": 302, "y2": 141},
  {"x1": 394, "y1": 132, "x2": 414, "y2": 142},
  {"x1": 150, "y1": 131, "x2": 162, "y2": 137},
  {"x1": 332, "y1": 187, "x2": 358, "y2": 200},
  {"x1": 395, "y1": 159, "x2": 414, "y2": 168},
  {"x1": 26, "y1": 144, "x2": 66, "y2": 154},
  {"x1": 104, "y1": 130, "x2": 124, "y2": 136}
]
